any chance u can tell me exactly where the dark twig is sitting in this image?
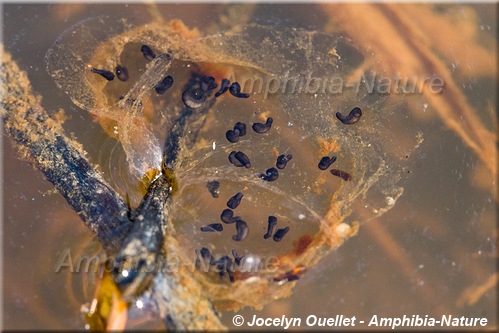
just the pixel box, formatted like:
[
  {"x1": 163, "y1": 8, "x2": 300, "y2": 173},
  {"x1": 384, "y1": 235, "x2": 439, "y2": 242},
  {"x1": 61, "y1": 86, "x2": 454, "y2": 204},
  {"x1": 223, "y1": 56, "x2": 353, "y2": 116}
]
[
  {"x1": 1, "y1": 49, "x2": 225, "y2": 330},
  {"x1": 0, "y1": 50, "x2": 131, "y2": 254}
]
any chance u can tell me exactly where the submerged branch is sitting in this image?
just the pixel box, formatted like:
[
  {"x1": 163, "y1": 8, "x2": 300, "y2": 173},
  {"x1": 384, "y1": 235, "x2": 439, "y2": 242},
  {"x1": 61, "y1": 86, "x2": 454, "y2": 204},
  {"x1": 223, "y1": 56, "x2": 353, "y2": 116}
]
[
  {"x1": 0, "y1": 47, "x2": 225, "y2": 330},
  {"x1": 0, "y1": 48, "x2": 131, "y2": 254}
]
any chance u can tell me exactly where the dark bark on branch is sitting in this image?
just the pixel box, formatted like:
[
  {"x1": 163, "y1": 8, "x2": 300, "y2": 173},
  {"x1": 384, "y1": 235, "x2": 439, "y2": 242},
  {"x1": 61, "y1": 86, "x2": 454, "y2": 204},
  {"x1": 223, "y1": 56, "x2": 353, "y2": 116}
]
[
  {"x1": 1, "y1": 50, "x2": 131, "y2": 254},
  {"x1": 1, "y1": 48, "x2": 225, "y2": 330}
]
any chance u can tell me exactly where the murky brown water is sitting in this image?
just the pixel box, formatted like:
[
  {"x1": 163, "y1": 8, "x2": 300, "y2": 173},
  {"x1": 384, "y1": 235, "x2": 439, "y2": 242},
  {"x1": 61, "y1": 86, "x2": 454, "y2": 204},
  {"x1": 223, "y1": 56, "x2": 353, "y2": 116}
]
[{"x1": 2, "y1": 3, "x2": 496, "y2": 330}]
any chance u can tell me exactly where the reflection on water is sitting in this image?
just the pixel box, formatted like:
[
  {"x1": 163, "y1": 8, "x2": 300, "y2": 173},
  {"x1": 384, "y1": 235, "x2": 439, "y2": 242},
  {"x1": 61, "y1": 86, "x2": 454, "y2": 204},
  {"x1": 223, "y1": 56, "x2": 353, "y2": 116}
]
[{"x1": 2, "y1": 3, "x2": 496, "y2": 330}]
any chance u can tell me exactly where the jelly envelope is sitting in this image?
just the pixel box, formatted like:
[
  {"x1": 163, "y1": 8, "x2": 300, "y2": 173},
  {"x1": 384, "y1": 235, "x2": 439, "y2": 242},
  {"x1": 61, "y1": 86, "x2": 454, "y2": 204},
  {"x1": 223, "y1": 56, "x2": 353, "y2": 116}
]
[{"x1": 46, "y1": 17, "x2": 415, "y2": 310}]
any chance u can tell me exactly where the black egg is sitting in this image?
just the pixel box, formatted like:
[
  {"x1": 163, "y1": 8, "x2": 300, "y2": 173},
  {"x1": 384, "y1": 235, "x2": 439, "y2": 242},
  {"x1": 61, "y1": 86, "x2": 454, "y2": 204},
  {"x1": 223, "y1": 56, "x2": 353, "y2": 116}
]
[{"x1": 182, "y1": 88, "x2": 207, "y2": 109}]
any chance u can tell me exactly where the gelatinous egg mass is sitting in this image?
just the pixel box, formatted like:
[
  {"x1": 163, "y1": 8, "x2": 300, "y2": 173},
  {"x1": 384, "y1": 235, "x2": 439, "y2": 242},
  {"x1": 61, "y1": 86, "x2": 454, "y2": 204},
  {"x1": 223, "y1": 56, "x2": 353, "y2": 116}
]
[
  {"x1": 47, "y1": 18, "x2": 412, "y2": 304},
  {"x1": 170, "y1": 64, "x2": 350, "y2": 283}
]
